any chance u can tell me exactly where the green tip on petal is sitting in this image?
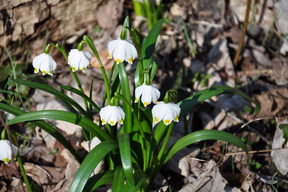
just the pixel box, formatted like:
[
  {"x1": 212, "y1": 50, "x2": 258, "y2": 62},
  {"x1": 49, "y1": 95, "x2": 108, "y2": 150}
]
[
  {"x1": 119, "y1": 119, "x2": 123, "y2": 124},
  {"x1": 71, "y1": 67, "x2": 77, "y2": 72},
  {"x1": 164, "y1": 119, "x2": 171, "y2": 125},
  {"x1": 116, "y1": 59, "x2": 121, "y2": 64},
  {"x1": 174, "y1": 116, "x2": 179, "y2": 122},
  {"x1": 81, "y1": 67, "x2": 86, "y2": 71},
  {"x1": 4, "y1": 158, "x2": 9, "y2": 164},
  {"x1": 128, "y1": 58, "x2": 133, "y2": 63},
  {"x1": 109, "y1": 121, "x2": 115, "y2": 126},
  {"x1": 154, "y1": 116, "x2": 159, "y2": 123},
  {"x1": 143, "y1": 102, "x2": 148, "y2": 107},
  {"x1": 49, "y1": 71, "x2": 53, "y2": 75},
  {"x1": 135, "y1": 98, "x2": 139, "y2": 103},
  {"x1": 101, "y1": 119, "x2": 106, "y2": 124},
  {"x1": 42, "y1": 71, "x2": 47, "y2": 75},
  {"x1": 34, "y1": 68, "x2": 39, "y2": 73}
]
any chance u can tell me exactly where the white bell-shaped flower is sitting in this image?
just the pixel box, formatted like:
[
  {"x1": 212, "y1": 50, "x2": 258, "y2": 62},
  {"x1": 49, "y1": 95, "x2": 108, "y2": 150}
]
[
  {"x1": 152, "y1": 102, "x2": 181, "y2": 125},
  {"x1": 32, "y1": 53, "x2": 57, "y2": 76},
  {"x1": 68, "y1": 49, "x2": 92, "y2": 72},
  {"x1": 0, "y1": 140, "x2": 18, "y2": 164},
  {"x1": 108, "y1": 39, "x2": 137, "y2": 64},
  {"x1": 100, "y1": 105, "x2": 125, "y2": 126},
  {"x1": 135, "y1": 83, "x2": 160, "y2": 107}
]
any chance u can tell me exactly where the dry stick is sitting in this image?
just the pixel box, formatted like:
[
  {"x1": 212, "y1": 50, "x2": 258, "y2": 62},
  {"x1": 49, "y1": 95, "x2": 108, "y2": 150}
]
[
  {"x1": 233, "y1": 0, "x2": 252, "y2": 66},
  {"x1": 225, "y1": 147, "x2": 288, "y2": 157}
]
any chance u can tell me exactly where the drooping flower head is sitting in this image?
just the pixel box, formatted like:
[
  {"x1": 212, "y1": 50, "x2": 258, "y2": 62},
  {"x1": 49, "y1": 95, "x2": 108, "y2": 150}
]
[
  {"x1": 108, "y1": 39, "x2": 137, "y2": 64},
  {"x1": 135, "y1": 83, "x2": 160, "y2": 107},
  {"x1": 100, "y1": 105, "x2": 125, "y2": 126},
  {"x1": 0, "y1": 140, "x2": 18, "y2": 164},
  {"x1": 68, "y1": 49, "x2": 92, "y2": 72},
  {"x1": 32, "y1": 53, "x2": 57, "y2": 76},
  {"x1": 152, "y1": 102, "x2": 181, "y2": 125}
]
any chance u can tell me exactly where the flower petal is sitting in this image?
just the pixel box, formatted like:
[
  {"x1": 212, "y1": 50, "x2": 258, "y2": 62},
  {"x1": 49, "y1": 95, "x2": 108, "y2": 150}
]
[
  {"x1": 152, "y1": 102, "x2": 181, "y2": 125},
  {"x1": 99, "y1": 105, "x2": 125, "y2": 126},
  {"x1": 107, "y1": 39, "x2": 137, "y2": 64},
  {"x1": 68, "y1": 49, "x2": 92, "y2": 72},
  {"x1": 32, "y1": 53, "x2": 57, "y2": 75},
  {"x1": 0, "y1": 140, "x2": 18, "y2": 164}
]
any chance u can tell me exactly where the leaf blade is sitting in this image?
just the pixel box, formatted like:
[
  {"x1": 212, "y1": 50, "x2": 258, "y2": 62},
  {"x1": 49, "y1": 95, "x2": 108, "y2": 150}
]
[
  {"x1": 162, "y1": 129, "x2": 248, "y2": 164},
  {"x1": 0, "y1": 103, "x2": 82, "y2": 162},
  {"x1": 7, "y1": 110, "x2": 110, "y2": 141},
  {"x1": 10, "y1": 78, "x2": 88, "y2": 116},
  {"x1": 118, "y1": 133, "x2": 134, "y2": 186},
  {"x1": 141, "y1": 19, "x2": 164, "y2": 69},
  {"x1": 178, "y1": 86, "x2": 260, "y2": 116},
  {"x1": 69, "y1": 140, "x2": 118, "y2": 192}
]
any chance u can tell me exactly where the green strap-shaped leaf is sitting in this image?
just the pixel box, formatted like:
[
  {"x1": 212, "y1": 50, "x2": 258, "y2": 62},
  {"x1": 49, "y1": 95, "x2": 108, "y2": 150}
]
[
  {"x1": 162, "y1": 130, "x2": 248, "y2": 165},
  {"x1": 112, "y1": 166, "x2": 126, "y2": 192},
  {"x1": 178, "y1": 86, "x2": 260, "y2": 117},
  {"x1": 69, "y1": 140, "x2": 118, "y2": 192},
  {"x1": 10, "y1": 78, "x2": 88, "y2": 116},
  {"x1": 83, "y1": 170, "x2": 114, "y2": 192},
  {"x1": 141, "y1": 19, "x2": 164, "y2": 69},
  {"x1": 59, "y1": 85, "x2": 100, "y2": 112},
  {"x1": 7, "y1": 110, "x2": 110, "y2": 141},
  {"x1": 118, "y1": 133, "x2": 134, "y2": 186},
  {"x1": 0, "y1": 103, "x2": 82, "y2": 162}
]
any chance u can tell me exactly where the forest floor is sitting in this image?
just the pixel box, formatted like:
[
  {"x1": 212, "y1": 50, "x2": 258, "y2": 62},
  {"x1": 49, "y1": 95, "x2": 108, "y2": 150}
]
[{"x1": 1, "y1": 0, "x2": 288, "y2": 191}]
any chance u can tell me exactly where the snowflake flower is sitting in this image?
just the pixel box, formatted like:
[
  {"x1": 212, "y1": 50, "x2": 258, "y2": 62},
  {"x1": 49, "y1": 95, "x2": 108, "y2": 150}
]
[
  {"x1": 32, "y1": 53, "x2": 57, "y2": 76},
  {"x1": 100, "y1": 105, "x2": 125, "y2": 126},
  {"x1": 152, "y1": 102, "x2": 181, "y2": 125},
  {"x1": 135, "y1": 83, "x2": 160, "y2": 107},
  {"x1": 68, "y1": 49, "x2": 92, "y2": 72},
  {"x1": 108, "y1": 39, "x2": 137, "y2": 64}
]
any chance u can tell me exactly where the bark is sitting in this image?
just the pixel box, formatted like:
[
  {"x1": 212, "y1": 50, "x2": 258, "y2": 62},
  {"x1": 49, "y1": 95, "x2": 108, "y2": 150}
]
[{"x1": 0, "y1": 0, "x2": 123, "y2": 66}]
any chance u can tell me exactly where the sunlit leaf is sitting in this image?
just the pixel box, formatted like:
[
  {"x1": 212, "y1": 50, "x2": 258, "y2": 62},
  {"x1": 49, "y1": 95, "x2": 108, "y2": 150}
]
[
  {"x1": 10, "y1": 78, "x2": 88, "y2": 116},
  {"x1": 7, "y1": 110, "x2": 110, "y2": 141},
  {"x1": 118, "y1": 133, "x2": 135, "y2": 186},
  {"x1": 83, "y1": 170, "x2": 114, "y2": 191},
  {"x1": 141, "y1": 19, "x2": 164, "y2": 69},
  {"x1": 69, "y1": 140, "x2": 118, "y2": 192},
  {"x1": 0, "y1": 103, "x2": 82, "y2": 162},
  {"x1": 162, "y1": 130, "x2": 248, "y2": 165},
  {"x1": 59, "y1": 85, "x2": 100, "y2": 112},
  {"x1": 178, "y1": 86, "x2": 260, "y2": 117},
  {"x1": 112, "y1": 166, "x2": 126, "y2": 192}
]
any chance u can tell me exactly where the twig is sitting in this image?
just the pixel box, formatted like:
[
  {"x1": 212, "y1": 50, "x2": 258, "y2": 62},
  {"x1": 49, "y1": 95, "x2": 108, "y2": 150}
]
[
  {"x1": 225, "y1": 147, "x2": 288, "y2": 157},
  {"x1": 227, "y1": 113, "x2": 272, "y2": 145},
  {"x1": 190, "y1": 20, "x2": 223, "y2": 28},
  {"x1": 233, "y1": 0, "x2": 252, "y2": 66}
]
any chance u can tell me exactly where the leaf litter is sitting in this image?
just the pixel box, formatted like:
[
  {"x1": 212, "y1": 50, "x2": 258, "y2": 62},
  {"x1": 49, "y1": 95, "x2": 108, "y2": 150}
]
[{"x1": 1, "y1": 0, "x2": 288, "y2": 191}]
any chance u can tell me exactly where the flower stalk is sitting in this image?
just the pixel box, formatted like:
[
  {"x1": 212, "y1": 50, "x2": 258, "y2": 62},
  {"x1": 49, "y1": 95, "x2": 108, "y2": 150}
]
[{"x1": 83, "y1": 35, "x2": 111, "y2": 104}]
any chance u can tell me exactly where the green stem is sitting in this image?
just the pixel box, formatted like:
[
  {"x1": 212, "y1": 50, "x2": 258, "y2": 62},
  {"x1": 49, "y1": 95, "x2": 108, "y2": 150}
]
[
  {"x1": 114, "y1": 93, "x2": 149, "y2": 171},
  {"x1": 54, "y1": 43, "x2": 90, "y2": 116},
  {"x1": 83, "y1": 35, "x2": 111, "y2": 104},
  {"x1": 117, "y1": 63, "x2": 132, "y2": 133},
  {"x1": 71, "y1": 71, "x2": 90, "y2": 117},
  {"x1": 17, "y1": 156, "x2": 33, "y2": 192},
  {"x1": 157, "y1": 123, "x2": 173, "y2": 164}
]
